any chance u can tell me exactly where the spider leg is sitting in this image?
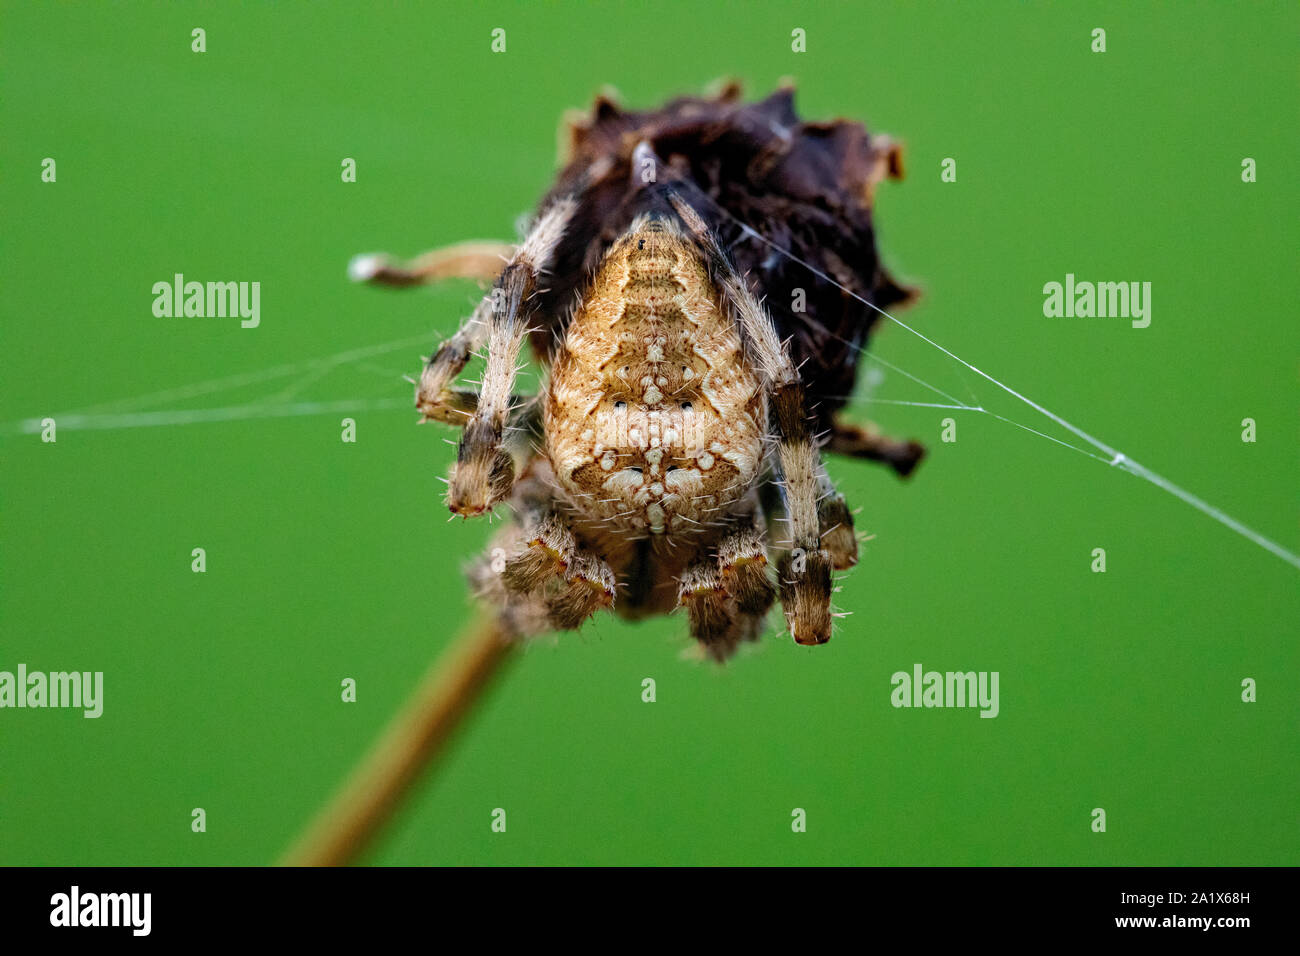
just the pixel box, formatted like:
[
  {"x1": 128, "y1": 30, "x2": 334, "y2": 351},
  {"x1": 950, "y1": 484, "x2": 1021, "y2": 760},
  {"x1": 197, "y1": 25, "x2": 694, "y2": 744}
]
[
  {"x1": 546, "y1": 553, "x2": 617, "y2": 631},
  {"x1": 468, "y1": 524, "x2": 551, "y2": 639},
  {"x1": 449, "y1": 196, "x2": 579, "y2": 516},
  {"x1": 827, "y1": 418, "x2": 925, "y2": 478},
  {"x1": 500, "y1": 511, "x2": 574, "y2": 593},
  {"x1": 349, "y1": 240, "x2": 516, "y2": 287},
  {"x1": 677, "y1": 562, "x2": 743, "y2": 661},
  {"x1": 678, "y1": 551, "x2": 769, "y2": 662},
  {"x1": 412, "y1": 297, "x2": 491, "y2": 426},
  {"x1": 669, "y1": 190, "x2": 836, "y2": 646},
  {"x1": 716, "y1": 508, "x2": 777, "y2": 616},
  {"x1": 350, "y1": 235, "x2": 524, "y2": 432},
  {"x1": 408, "y1": 294, "x2": 541, "y2": 448},
  {"x1": 499, "y1": 512, "x2": 615, "y2": 631},
  {"x1": 816, "y1": 461, "x2": 859, "y2": 570}
]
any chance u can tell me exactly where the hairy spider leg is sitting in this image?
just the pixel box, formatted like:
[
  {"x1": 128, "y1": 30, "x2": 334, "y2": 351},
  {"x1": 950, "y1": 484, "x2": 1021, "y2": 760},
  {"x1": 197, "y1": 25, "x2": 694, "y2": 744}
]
[
  {"x1": 446, "y1": 196, "x2": 579, "y2": 516},
  {"x1": 668, "y1": 190, "x2": 843, "y2": 646},
  {"x1": 490, "y1": 490, "x2": 617, "y2": 632}
]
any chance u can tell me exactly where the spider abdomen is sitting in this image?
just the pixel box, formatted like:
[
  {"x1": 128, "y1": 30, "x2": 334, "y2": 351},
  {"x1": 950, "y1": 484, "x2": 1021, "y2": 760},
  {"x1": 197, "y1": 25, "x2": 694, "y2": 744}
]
[{"x1": 545, "y1": 216, "x2": 765, "y2": 544}]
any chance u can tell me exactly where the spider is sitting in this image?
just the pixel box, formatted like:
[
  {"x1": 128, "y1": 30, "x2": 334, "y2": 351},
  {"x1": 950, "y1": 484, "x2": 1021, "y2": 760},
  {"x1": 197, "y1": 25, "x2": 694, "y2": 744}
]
[{"x1": 352, "y1": 82, "x2": 925, "y2": 660}]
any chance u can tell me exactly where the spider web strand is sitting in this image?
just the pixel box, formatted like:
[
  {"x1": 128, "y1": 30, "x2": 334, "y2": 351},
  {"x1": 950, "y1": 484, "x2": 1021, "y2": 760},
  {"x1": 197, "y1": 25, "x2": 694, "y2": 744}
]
[{"x1": 708, "y1": 209, "x2": 1299, "y2": 571}]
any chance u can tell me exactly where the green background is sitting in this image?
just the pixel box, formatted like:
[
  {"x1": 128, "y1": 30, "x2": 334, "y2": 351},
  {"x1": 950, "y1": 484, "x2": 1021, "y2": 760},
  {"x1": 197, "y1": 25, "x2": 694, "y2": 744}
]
[{"x1": 2, "y1": 1, "x2": 1296, "y2": 866}]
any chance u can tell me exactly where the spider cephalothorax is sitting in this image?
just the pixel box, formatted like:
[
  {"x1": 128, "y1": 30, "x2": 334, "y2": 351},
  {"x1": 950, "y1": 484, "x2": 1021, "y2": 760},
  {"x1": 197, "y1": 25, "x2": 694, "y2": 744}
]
[{"x1": 353, "y1": 82, "x2": 925, "y2": 660}]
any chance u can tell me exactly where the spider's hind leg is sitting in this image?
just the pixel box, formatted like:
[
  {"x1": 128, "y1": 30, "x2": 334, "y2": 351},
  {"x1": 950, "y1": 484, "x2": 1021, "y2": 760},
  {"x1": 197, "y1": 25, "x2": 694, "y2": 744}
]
[{"x1": 827, "y1": 418, "x2": 925, "y2": 479}]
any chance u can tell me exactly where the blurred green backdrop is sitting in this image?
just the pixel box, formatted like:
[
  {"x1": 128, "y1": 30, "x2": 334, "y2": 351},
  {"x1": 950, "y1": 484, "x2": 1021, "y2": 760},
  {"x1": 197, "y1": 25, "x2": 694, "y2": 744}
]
[{"x1": 2, "y1": 1, "x2": 1296, "y2": 866}]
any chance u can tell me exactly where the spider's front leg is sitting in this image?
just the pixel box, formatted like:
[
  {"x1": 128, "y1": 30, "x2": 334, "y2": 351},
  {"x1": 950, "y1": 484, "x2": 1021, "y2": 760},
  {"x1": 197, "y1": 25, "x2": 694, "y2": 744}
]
[
  {"x1": 349, "y1": 233, "x2": 539, "y2": 464},
  {"x1": 351, "y1": 235, "x2": 511, "y2": 429},
  {"x1": 447, "y1": 196, "x2": 578, "y2": 516},
  {"x1": 411, "y1": 297, "x2": 491, "y2": 427}
]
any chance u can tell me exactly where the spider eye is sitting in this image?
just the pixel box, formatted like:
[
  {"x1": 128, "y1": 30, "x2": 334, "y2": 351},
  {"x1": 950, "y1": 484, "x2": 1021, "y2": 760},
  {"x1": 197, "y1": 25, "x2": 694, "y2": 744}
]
[
  {"x1": 614, "y1": 401, "x2": 626, "y2": 410},
  {"x1": 680, "y1": 402, "x2": 692, "y2": 411}
]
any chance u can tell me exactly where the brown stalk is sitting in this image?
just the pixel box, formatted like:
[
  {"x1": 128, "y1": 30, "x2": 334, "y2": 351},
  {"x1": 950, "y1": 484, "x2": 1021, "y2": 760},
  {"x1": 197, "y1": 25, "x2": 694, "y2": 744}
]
[{"x1": 278, "y1": 613, "x2": 516, "y2": 866}]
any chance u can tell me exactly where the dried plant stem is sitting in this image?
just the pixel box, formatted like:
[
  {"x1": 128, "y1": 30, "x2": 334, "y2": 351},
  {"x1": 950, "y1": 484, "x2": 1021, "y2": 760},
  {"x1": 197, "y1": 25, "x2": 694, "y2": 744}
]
[{"x1": 279, "y1": 613, "x2": 516, "y2": 867}]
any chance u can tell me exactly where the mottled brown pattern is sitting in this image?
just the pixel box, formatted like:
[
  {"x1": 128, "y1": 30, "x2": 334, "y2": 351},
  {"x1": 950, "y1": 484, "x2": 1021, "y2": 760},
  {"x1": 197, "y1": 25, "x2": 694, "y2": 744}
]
[
  {"x1": 358, "y1": 83, "x2": 926, "y2": 659},
  {"x1": 546, "y1": 216, "x2": 764, "y2": 544}
]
